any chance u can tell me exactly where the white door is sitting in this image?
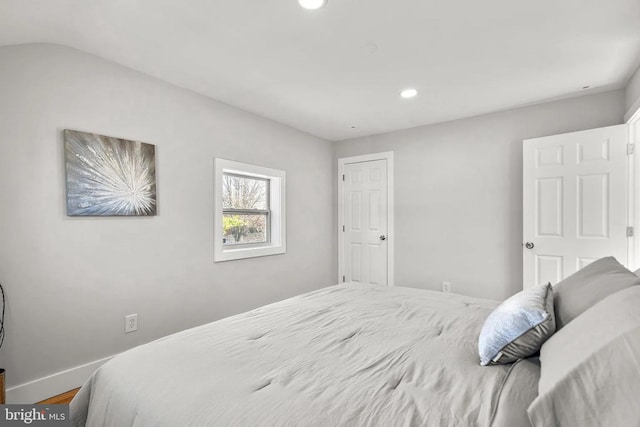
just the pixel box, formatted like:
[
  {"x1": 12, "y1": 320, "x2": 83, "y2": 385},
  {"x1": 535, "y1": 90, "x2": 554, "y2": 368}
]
[
  {"x1": 523, "y1": 125, "x2": 629, "y2": 289},
  {"x1": 341, "y1": 158, "x2": 389, "y2": 285}
]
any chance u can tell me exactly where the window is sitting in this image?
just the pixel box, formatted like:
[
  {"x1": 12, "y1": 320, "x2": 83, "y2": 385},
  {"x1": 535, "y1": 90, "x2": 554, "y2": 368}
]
[
  {"x1": 214, "y1": 159, "x2": 286, "y2": 262},
  {"x1": 223, "y1": 174, "x2": 270, "y2": 246}
]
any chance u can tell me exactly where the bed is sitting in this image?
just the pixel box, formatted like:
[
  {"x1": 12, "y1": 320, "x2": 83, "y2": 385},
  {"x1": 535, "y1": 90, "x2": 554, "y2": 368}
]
[{"x1": 70, "y1": 284, "x2": 541, "y2": 427}]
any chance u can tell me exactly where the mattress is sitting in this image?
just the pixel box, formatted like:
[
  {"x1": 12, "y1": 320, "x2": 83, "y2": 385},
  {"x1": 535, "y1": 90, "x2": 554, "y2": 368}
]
[{"x1": 70, "y1": 284, "x2": 540, "y2": 427}]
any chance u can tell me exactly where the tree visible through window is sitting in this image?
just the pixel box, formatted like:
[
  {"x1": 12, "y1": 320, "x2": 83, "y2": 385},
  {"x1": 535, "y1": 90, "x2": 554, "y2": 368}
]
[{"x1": 222, "y1": 173, "x2": 270, "y2": 245}]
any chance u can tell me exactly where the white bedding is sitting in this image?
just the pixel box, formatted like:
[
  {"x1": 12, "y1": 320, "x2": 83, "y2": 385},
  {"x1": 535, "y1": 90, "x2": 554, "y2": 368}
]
[{"x1": 71, "y1": 284, "x2": 539, "y2": 427}]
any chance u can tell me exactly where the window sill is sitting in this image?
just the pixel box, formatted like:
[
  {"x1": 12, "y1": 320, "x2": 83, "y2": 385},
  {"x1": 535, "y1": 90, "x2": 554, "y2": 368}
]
[{"x1": 214, "y1": 244, "x2": 286, "y2": 262}]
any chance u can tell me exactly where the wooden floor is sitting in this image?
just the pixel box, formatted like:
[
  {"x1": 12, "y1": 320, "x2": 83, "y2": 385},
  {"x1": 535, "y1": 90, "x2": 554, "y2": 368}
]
[{"x1": 37, "y1": 388, "x2": 80, "y2": 404}]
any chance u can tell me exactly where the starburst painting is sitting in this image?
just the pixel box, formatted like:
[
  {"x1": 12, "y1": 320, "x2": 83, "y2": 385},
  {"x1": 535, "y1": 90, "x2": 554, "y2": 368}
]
[{"x1": 64, "y1": 130, "x2": 157, "y2": 216}]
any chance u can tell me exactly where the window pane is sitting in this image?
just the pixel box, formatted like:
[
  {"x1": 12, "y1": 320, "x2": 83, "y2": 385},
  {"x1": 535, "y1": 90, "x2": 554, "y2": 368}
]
[
  {"x1": 223, "y1": 214, "x2": 268, "y2": 245},
  {"x1": 223, "y1": 174, "x2": 268, "y2": 210}
]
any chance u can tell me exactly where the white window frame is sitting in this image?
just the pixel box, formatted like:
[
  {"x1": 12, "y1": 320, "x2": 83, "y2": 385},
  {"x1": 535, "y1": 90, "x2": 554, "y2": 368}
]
[{"x1": 214, "y1": 158, "x2": 286, "y2": 262}]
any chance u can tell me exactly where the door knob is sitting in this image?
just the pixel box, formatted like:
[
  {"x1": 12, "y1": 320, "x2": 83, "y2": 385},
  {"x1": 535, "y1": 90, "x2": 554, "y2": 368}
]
[
  {"x1": 524, "y1": 242, "x2": 535, "y2": 249},
  {"x1": 379, "y1": 235, "x2": 386, "y2": 241}
]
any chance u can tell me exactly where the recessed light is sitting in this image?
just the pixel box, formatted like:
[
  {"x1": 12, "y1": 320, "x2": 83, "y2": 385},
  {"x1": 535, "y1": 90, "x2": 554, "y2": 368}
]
[
  {"x1": 298, "y1": 0, "x2": 327, "y2": 10},
  {"x1": 400, "y1": 88, "x2": 418, "y2": 99}
]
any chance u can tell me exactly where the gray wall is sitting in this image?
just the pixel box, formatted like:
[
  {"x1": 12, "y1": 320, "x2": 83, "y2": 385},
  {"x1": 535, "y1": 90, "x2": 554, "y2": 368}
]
[
  {"x1": 626, "y1": 65, "x2": 640, "y2": 118},
  {"x1": 0, "y1": 44, "x2": 335, "y2": 388},
  {"x1": 334, "y1": 91, "x2": 626, "y2": 300}
]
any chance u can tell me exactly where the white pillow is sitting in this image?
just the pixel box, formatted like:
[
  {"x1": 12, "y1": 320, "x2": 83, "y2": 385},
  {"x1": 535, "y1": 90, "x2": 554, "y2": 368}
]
[{"x1": 478, "y1": 283, "x2": 555, "y2": 366}]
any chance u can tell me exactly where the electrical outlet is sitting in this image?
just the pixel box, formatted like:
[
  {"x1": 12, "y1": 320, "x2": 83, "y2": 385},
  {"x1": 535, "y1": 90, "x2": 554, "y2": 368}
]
[
  {"x1": 442, "y1": 282, "x2": 451, "y2": 293},
  {"x1": 125, "y1": 314, "x2": 138, "y2": 334}
]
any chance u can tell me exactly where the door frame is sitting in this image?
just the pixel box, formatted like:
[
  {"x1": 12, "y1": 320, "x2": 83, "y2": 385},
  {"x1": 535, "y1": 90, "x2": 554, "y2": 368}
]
[
  {"x1": 338, "y1": 151, "x2": 394, "y2": 286},
  {"x1": 628, "y1": 108, "x2": 640, "y2": 270}
]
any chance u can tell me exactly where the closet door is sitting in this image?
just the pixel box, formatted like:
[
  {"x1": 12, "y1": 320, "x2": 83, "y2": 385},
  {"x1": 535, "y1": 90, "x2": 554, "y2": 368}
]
[{"x1": 340, "y1": 156, "x2": 391, "y2": 286}]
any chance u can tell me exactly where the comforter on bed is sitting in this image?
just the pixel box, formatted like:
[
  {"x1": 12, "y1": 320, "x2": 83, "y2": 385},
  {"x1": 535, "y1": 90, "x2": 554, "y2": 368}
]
[{"x1": 70, "y1": 284, "x2": 539, "y2": 427}]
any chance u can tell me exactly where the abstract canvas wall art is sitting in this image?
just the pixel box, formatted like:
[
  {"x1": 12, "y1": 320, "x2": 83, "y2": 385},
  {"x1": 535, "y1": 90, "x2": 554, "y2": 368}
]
[{"x1": 64, "y1": 130, "x2": 157, "y2": 216}]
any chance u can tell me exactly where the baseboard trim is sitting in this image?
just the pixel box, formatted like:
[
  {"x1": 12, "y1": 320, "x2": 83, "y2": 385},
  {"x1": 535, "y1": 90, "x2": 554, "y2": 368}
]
[{"x1": 6, "y1": 355, "x2": 115, "y2": 404}]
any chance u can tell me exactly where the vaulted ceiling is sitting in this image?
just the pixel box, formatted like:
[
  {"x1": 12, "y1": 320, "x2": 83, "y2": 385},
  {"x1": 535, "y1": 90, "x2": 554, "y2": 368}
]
[{"x1": 2, "y1": 0, "x2": 640, "y2": 140}]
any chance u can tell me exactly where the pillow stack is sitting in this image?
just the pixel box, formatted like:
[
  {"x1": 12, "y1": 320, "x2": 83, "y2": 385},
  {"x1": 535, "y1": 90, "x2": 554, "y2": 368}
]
[
  {"x1": 479, "y1": 256, "x2": 640, "y2": 426},
  {"x1": 528, "y1": 286, "x2": 640, "y2": 426},
  {"x1": 528, "y1": 257, "x2": 640, "y2": 427}
]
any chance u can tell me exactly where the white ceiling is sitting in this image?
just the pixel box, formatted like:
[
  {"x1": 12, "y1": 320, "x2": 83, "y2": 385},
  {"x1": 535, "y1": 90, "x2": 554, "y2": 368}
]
[{"x1": 2, "y1": 0, "x2": 640, "y2": 141}]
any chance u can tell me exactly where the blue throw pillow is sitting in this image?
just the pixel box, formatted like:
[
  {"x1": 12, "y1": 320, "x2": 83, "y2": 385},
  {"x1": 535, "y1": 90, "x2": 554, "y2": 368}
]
[{"x1": 478, "y1": 283, "x2": 555, "y2": 366}]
